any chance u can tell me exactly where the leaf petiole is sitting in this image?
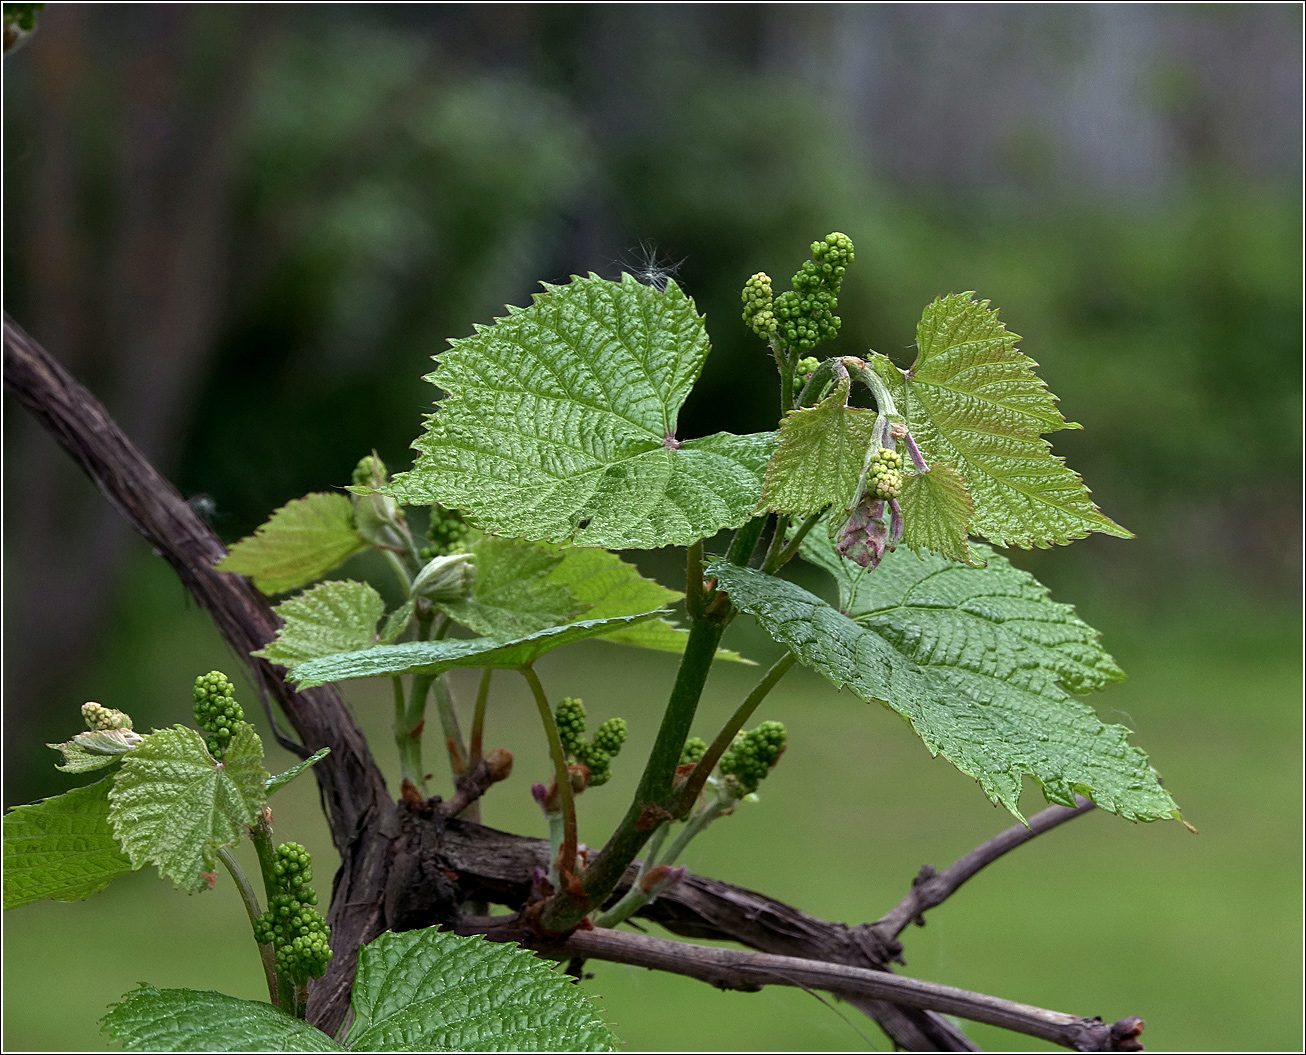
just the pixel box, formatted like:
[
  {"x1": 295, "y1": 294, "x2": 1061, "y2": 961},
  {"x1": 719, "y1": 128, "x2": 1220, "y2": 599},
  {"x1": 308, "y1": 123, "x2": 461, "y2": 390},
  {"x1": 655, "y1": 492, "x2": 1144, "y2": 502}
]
[{"x1": 215, "y1": 846, "x2": 278, "y2": 1007}]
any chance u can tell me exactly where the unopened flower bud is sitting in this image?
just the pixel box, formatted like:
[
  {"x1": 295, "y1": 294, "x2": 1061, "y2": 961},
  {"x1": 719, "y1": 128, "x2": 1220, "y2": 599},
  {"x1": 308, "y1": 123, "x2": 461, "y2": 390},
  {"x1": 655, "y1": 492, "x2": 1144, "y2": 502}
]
[
  {"x1": 484, "y1": 747, "x2": 514, "y2": 783},
  {"x1": 410, "y1": 553, "x2": 476, "y2": 602},
  {"x1": 638, "y1": 863, "x2": 688, "y2": 897},
  {"x1": 82, "y1": 702, "x2": 133, "y2": 732}
]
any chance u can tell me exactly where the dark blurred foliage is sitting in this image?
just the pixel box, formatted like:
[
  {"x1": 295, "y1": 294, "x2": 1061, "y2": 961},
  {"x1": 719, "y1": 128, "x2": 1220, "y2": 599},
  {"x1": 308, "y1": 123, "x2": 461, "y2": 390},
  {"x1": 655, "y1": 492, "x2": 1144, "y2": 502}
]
[{"x1": 3, "y1": 4, "x2": 1300, "y2": 798}]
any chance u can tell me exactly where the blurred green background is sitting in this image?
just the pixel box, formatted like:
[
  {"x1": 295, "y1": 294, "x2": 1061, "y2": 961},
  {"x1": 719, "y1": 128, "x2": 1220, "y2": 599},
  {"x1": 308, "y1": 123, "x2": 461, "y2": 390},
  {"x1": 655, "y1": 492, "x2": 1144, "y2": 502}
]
[{"x1": 3, "y1": 5, "x2": 1300, "y2": 1052}]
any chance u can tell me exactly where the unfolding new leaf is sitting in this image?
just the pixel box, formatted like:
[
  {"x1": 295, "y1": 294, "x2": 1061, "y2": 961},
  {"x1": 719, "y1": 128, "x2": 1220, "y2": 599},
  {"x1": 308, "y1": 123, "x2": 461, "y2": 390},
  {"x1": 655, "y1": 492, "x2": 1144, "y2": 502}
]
[
  {"x1": 709, "y1": 541, "x2": 1177, "y2": 822},
  {"x1": 385, "y1": 274, "x2": 775, "y2": 549},
  {"x1": 108, "y1": 725, "x2": 268, "y2": 892},
  {"x1": 254, "y1": 580, "x2": 386, "y2": 669},
  {"x1": 345, "y1": 928, "x2": 616, "y2": 1052},
  {"x1": 3, "y1": 777, "x2": 133, "y2": 910},
  {"x1": 101, "y1": 986, "x2": 341, "y2": 1052},
  {"x1": 266, "y1": 748, "x2": 330, "y2": 796},
  {"x1": 437, "y1": 535, "x2": 582, "y2": 637},
  {"x1": 870, "y1": 294, "x2": 1131, "y2": 548},
  {"x1": 287, "y1": 613, "x2": 666, "y2": 688},
  {"x1": 897, "y1": 462, "x2": 980, "y2": 566},
  {"x1": 757, "y1": 375, "x2": 878, "y2": 516},
  {"x1": 217, "y1": 493, "x2": 366, "y2": 595},
  {"x1": 48, "y1": 729, "x2": 145, "y2": 774}
]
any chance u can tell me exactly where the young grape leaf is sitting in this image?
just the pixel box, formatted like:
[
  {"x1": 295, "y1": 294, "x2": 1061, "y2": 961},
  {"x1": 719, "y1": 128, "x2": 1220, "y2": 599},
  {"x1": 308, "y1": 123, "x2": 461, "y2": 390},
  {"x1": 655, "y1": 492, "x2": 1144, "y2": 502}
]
[
  {"x1": 101, "y1": 986, "x2": 341, "y2": 1052},
  {"x1": 707, "y1": 543, "x2": 1177, "y2": 823},
  {"x1": 757, "y1": 375, "x2": 878, "y2": 516},
  {"x1": 543, "y1": 545, "x2": 745, "y2": 661},
  {"x1": 286, "y1": 613, "x2": 666, "y2": 688},
  {"x1": 345, "y1": 928, "x2": 616, "y2": 1052},
  {"x1": 897, "y1": 462, "x2": 980, "y2": 566},
  {"x1": 48, "y1": 729, "x2": 145, "y2": 774},
  {"x1": 3, "y1": 778, "x2": 134, "y2": 910},
  {"x1": 253, "y1": 580, "x2": 386, "y2": 669},
  {"x1": 384, "y1": 274, "x2": 776, "y2": 549},
  {"x1": 217, "y1": 493, "x2": 366, "y2": 595},
  {"x1": 870, "y1": 294, "x2": 1131, "y2": 549},
  {"x1": 265, "y1": 748, "x2": 331, "y2": 796},
  {"x1": 108, "y1": 725, "x2": 269, "y2": 892},
  {"x1": 437, "y1": 535, "x2": 582, "y2": 637},
  {"x1": 378, "y1": 599, "x2": 416, "y2": 644}
]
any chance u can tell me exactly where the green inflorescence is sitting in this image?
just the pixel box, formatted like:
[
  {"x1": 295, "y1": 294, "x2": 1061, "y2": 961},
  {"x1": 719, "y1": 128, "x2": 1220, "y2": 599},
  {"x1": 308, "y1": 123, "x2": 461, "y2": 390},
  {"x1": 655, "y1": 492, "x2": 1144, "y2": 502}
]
[
  {"x1": 253, "y1": 842, "x2": 332, "y2": 984},
  {"x1": 351, "y1": 453, "x2": 387, "y2": 490},
  {"x1": 741, "y1": 272, "x2": 777, "y2": 339},
  {"x1": 771, "y1": 232, "x2": 855, "y2": 353},
  {"x1": 867, "y1": 446, "x2": 903, "y2": 500},
  {"x1": 719, "y1": 720, "x2": 787, "y2": 796},
  {"x1": 192, "y1": 671, "x2": 245, "y2": 760},
  {"x1": 420, "y1": 504, "x2": 471, "y2": 560},
  {"x1": 553, "y1": 699, "x2": 626, "y2": 787},
  {"x1": 679, "y1": 737, "x2": 708, "y2": 767},
  {"x1": 81, "y1": 702, "x2": 133, "y2": 732},
  {"x1": 796, "y1": 356, "x2": 820, "y2": 377}
]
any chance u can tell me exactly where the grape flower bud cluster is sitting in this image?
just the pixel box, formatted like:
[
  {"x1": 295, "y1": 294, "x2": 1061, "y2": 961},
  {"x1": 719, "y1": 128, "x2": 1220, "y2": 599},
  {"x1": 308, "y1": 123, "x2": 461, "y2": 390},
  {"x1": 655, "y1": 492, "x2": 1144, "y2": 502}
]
[
  {"x1": 253, "y1": 842, "x2": 333, "y2": 983},
  {"x1": 192, "y1": 671, "x2": 244, "y2": 759},
  {"x1": 554, "y1": 697, "x2": 628, "y2": 788},
  {"x1": 772, "y1": 232, "x2": 855, "y2": 353},
  {"x1": 421, "y1": 503, "x2": 471, "y2": 561},
  {"x1": 719, "y1": 720, "x2": 787, "y2": 796},
  {"x1": 866, "y1": 446, "x2": 903, "y2": 500},
  {"x1": 82, "y1": 702, "x2": 133, "y2": 732},
  {"x1": 741, "y1": 272, "x2": 777, "y2": 338},
  {"x1": 679, "y1": 737, "x2": 708, "y2": 767}
]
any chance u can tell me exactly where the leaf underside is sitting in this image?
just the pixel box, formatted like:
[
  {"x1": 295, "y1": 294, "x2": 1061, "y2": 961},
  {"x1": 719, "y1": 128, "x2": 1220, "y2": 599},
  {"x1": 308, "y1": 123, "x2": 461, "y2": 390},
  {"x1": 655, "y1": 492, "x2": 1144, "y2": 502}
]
[
  {"x1": 708, "y1": 540, "x2": 1178, "y2": 823},
  {"x1": 3, "y1": 777, "x2": 134, "y2": 910},
  {"x1": 872, "y1": 294, "x2": 1131, "y2": 549},
  {"x1": 216, "y1": 493, "x2": 366, "y2": 595},
  {"x1": 385, "y1": 273, "x2": 775, "y2": 549},
  {"x1": 254, "y1": 580, "x2": 387, "y2": 669},
  {"x1": 107, "y1": 725, "x2": 269, "y2": 892},
  {"x1": 437, "y1": 534, "x2": 584, "y2": 637},
  {"x1": 287, "y1": 612, "x2": 667, "y2": 688},
  {"x1": 346, "y1": 928, "x2": 616, "y2": 1052},
  {"x1": 101, "y1": 986, "x2": 341, "y2": 1052}
]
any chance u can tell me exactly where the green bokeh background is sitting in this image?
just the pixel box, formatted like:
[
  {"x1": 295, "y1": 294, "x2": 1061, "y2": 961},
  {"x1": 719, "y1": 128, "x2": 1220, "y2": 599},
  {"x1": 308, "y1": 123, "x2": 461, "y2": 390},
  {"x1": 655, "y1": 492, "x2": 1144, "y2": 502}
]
[{"x1": 3, "y1": 5, "x2": 1300, "y2": 1052}]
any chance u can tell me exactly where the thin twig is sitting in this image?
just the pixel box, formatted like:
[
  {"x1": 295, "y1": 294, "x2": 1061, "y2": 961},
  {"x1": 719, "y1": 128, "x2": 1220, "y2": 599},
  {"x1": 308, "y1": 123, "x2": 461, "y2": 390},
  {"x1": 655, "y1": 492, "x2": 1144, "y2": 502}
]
[
  {"x1": 874, "y1": 796, "x2": 1098, "y2": 944},
  {"x1": 215, "y1": 847, "x2": 278, "y2": 1005},
  {"x1": 440, "y1": 749, "x2": 513, "y2": 818},
  {"x1": 455, "y1": 916, "x2": 1142, "y2": 1052}
]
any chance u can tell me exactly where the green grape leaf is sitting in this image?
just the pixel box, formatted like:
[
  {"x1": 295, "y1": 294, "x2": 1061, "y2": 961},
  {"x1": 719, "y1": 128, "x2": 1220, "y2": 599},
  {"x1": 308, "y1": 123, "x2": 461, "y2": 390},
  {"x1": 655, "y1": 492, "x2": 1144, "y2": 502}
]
[
  {"x1": 757, "y1": 375, "x2": 878, "y2": 516},
  {"x1": 217, "y1": 493, "x2": 366, "y2": 595},
  {"x1": 544, "y1": 545, "x2": 745, "y2": 660},
  {"x1": 108, "y1": 725, "x2": 269, "y2": 892},
  {"x1": 101, "y1": 986, "x2": 342, "y2": 1052},
  {"x1": 379, "y1": 599, "x2": 417, "y2": 645},
  {"x1": 48, "y1": 729, "x2": 145, "y2": 774},
  {"x1": 708, "y1": 544, "x2": 1177, "y2": 823},
  {"x1": 266, "y1": 748, "x2": 331, "y2": 796},
  {"x1": 870, "y1": 294, "x2": 1131, "y2": 548},
  {"x1": 384, "y1": 274, "x2": 776, "y2": 549},
  {"x1": 345, "y1": 928, "x2": 616, "y2": 1052},
  {"x1": 898, "y1": 462, "x2": 981, "y2": 566},
  {"x1": 253, "y1": 580, "x2": 386, "y2": 669},
  {"x1": 287, "y1": 613, "x2": 666, "y2": 688},
  {"x1": 3, "y1": 778, "x2": 134, "y2": 910},
  {"x1": 437, "y1": 535, "x2": 582, "y2": 637}
]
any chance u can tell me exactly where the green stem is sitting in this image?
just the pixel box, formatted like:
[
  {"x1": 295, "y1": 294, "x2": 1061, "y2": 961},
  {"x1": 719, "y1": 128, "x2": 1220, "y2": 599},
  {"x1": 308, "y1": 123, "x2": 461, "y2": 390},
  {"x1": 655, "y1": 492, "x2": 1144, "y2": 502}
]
[
  {"x1": 846, "y1": 356, "x2": 899, "y2": 417},
  {"x1": 726, "y1": 514, "x2": 768, "y2": 566},
  {"x1": 393, "y1": 676, "x2": 423, "y2": 789},
  {"x1": 796, "y1": 359, "x2": 838, "y2": 408},
  {"x1": 659, "y1": 793, "x2": 732, "y2": 867},
  {"x1": 592, "y1": 821, "x2": 671, "y2": 929},
  {"x1": 429, "y1": 674, "x2": 468, "y2": 777},
  {"x1": 760, "y1": 515, "x2": 790, "y2": 572},
  {"x1": 470, "y1": 668, "x2": 492, "y2": 766},
  {"x1": 685, "y1": 540, "x2": 705, "y2": 619},
  {"x1": 542, "y1": 614, "x2": 724, "y2": 932},
  {"x1": 249, "y1": 818, "x2": 296, "y2": 1016},
  {"x1": 762, "y1": 509, "x2": 824, "y2": 574},
  {"x1": 674, "y1": 651, "x2": 796, "y2": 816},
  {"x1": 522, "y1": 666, "x2": 579, "y2": 883},
  {"x1": 216, "y1": 847, "x2": 278, "y2": 1006},
  {"x1": 381, "y1": 548, "x2": 414, "y2": 594}
]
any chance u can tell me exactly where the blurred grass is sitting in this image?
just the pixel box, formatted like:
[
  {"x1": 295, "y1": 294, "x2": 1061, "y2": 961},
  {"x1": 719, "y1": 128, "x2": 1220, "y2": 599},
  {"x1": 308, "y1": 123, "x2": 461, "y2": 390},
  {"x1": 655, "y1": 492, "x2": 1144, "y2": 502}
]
[{"x1": 3, "y1": 548, "x2": 1300, "y2": 1051}]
